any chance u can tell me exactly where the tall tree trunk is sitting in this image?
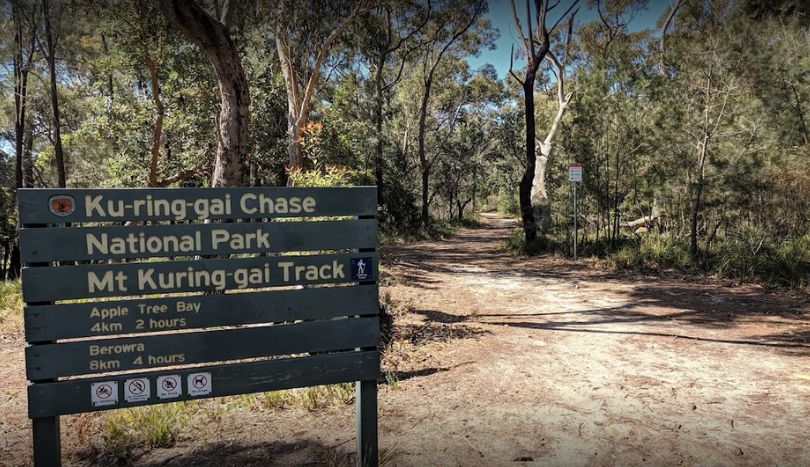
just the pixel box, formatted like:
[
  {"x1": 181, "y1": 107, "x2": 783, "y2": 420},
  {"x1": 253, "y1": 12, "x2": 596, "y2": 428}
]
[
  {"x1": 13, "y1": 7, "x2": 31, "y2": 191},
  {"x1": 157, "y1": 1, "x2": 250, "y2": 187},
  {"x1": 273, "y1": 2, "x2": 367, "y2": 174},
  {"x1": 11, "y1": 1, "x2": 35, "y2": 280},
  {"x1": 23, "y1": 116, "x2": 34, "y2": 188},
  {"x1": 374, "y1": 55, "x2": 385, "y2": 206},
  {"x1": 7, "y1": 244, "x2": 21, "y2": 280},
  {"x1": 519, "y1": 79, "x2": 538, "y2": 243},
  {"x1": 418, "y1": 78, "x2": 432, "y2": 227},
  {"x1": 43, "y1": 0, "x2": 66, "y2": 187},
  {"x1": 1, "y1": 242, "x2": 9, "y2": 281},
  {"x1": 530, "y1": 53, "x2": 572, "y2": 233},
  {"x1": 530, "y1": 151, "x2": 549, "y2": 232}
]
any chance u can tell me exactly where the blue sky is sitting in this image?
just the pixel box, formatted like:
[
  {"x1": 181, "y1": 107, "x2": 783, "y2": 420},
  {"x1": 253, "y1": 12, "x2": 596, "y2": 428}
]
[{"x1": 469, "y1": 0, "x2": 672, "y2": 78}]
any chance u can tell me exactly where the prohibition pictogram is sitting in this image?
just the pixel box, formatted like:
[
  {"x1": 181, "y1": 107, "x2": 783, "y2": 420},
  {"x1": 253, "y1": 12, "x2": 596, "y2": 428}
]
[
  {"x1": 192, "y1": 374, "x2": 208, "y2": 389},
  {"x1": 95, "y1": 384, "x2": 113, "y2": 400},
  {"x1": 128, "y1": 379, "x2": 146, "y2": 395},
  {"x1": 162, "y1": 377, "x2": 177, "y2": 392}
]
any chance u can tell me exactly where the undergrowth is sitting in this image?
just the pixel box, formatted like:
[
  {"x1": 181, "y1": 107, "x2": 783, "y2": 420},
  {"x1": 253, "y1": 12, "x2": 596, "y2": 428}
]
[
  {"x1": 505, "y1": 228, "x2": 810, "y2": 289},
  {"x1": 96, "y1": 404, "x2": 187, "y2": 461},
  {"x1": 0, "y1": 280, "x2": 22, "y2": 331},
  {"x1": 380, "y1": 218, "x2": 468, "y2": 244}
]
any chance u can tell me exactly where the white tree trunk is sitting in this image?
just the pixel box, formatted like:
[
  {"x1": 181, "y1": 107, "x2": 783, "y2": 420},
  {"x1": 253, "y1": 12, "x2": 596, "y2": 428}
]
[{"x1": 530, "y1": 94, "x2": 571, "y2": 231}]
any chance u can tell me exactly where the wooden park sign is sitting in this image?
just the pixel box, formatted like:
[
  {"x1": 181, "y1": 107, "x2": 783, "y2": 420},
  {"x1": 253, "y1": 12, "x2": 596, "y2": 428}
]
[{"x1": 18, "y1": 187, "x2": 380, "y2": 467}]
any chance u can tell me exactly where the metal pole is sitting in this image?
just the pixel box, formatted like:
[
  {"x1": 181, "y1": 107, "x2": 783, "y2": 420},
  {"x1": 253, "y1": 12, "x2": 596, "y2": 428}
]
[{"x1": 573, "y1": 182, "x2": 577, "y2": 260}]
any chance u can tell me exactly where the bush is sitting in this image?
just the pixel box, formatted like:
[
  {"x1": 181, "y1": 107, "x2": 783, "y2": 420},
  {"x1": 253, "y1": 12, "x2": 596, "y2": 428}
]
[
  {"x1": 503, "y1": 227, "x2": 569, "y2": 256},
  {"x1": 709, "y1": 230, "x2": 810, "y2": 288},
  {"x1": 98, "y1": 404, "x2": 186, "y2": 461},
  {"x1": 504, "y1": 222, "x2": 808, "y2": 289},
  {"x1": 287, "y1": 161, "x2": 371, "y2": 187},
  {"x1": 609, "y1": 233, "x2": 691, "y2": 271},
  {"x1": 496, "y1": 191, "x2": 520, "y2": 216},
  {"x1": 0, "y1": 280, "x2": 22, "y2": 331}
]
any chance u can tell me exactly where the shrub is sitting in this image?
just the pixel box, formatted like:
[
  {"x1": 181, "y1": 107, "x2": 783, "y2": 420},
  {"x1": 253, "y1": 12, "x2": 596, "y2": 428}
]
[
  {"x1": 0, "y1": 280, "x2": 22, "y2": 330},
  {"x1": 97, "y1": 404, "x2": 186, "y2": 461},
  {"x1": 496, "y1": 190, "x2": 520, "y2": 215},
  {"x1": 287, "y1": 160, "x2": 371, "y2": 187}
]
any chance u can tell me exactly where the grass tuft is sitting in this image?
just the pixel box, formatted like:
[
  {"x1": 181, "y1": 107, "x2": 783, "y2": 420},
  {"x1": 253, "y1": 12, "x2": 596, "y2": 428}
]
[
  {"x1": 0, "y1": 280, "x2": 23, "y2": 332},
  {"x1": 96, "y1": 404, "x2": 186, "y2": 461}
]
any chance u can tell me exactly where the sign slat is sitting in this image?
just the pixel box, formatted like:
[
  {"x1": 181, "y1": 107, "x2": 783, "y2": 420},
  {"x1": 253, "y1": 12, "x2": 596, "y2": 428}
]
[
  {"x1": 20, "y1": 219, "x2": 377, "y2": 262},
  {"x1": 27, "y1": 350, "x2": 379, "y2": 418},
  {"x1": 26, "y1": 317, "x2": 380, "y2": 380},
  {"x1": 24, "y1": 284, "x2": 378, "y2": 342},
  {"x1": 18, "y1": 187, "x2": 377, "y2": 224},
  {"x1": 21, "y1": 252, "x2": 378, "y2": 302}
]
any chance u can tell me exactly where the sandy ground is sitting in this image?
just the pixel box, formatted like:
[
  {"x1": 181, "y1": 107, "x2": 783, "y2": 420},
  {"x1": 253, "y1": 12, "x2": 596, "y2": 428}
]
[{"x1": 1, "y1": 212, "x2": 809, "y2": 466}]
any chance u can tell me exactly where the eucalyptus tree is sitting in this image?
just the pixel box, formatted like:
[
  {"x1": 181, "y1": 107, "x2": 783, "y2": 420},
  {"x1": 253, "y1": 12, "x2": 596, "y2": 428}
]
[
  {"x1": 267, "y1": 0, "x2": 370, "y2": 172},
  {"x1": 156, "y1": 0, "x2": 250, "y2": 187},
  {"x1": 508, "y1": 0, "x2": 579, "y2": 243},
  {"x1": 413, "y1": 0, "x2": 490, "y2": 226},
  {"x1": 357, "y1": 0, "x2": 427, "y2": 205},
  {"x1": 41, "y1": 0, "x2": 65, "y2": 187}
]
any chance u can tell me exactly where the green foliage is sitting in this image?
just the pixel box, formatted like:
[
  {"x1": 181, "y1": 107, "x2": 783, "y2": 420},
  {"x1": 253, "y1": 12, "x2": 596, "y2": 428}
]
[
  {"x1": 1, "y1": 0, "x2": 808, "y2": 288},
  {"x1": 287, "y1": 161, "x2": 372, "y2": 187},
  {"x1": 608, "y1": 234, "x2": 693, "y2": 271},
  {"x1": 261, "y1": 390, "x2": 290, "y2": 410},
  {"x1": 384, "y1": 371, "x2": 399, "y2": 390},
  {"x1": 298, "y1": 383, "x2": 354, "y2": 410},
  {"x1": 606, "y1": 230, "x2": 809, "y2": 289},
  {"x1": 99, "y1": 404, "x2": 186, "y2": 460},
  {"x1": 496, "y1": 191, "x2": 520, "y2": 216},
  {"x1": 0, "y1": 280, "x2": 22, "y2": 330}
]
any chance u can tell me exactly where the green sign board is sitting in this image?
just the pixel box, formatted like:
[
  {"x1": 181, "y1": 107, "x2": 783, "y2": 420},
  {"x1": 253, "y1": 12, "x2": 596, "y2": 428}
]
[{"x1": 18, "y1": 187, "x2": 380, "y2": 467}]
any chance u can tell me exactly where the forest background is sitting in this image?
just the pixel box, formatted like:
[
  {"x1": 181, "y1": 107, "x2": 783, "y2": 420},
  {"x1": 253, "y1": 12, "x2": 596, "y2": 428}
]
[{"x1": 1, "y1": 0, "x2": 809, "y2": 289}]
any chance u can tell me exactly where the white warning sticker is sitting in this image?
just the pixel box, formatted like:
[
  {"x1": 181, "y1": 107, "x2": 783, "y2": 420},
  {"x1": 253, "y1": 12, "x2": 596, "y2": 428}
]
[
  {"x1": 156, "y1": 375, "x2": 182, "y2": 399},
  {"x1": 187, "y1": 372, "x2": 212, "y2": 397},
  {"x1": 124, "y1": 378, "x2": 150, "y2": 403},
  {"x1": 91, "y1": 381, "x2": 118, "y2": 407}
]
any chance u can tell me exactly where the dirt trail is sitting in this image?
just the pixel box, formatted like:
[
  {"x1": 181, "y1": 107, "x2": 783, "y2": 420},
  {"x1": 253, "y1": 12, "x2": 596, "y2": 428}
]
[
  {"x1": 378, "y1": 212, "x2": 810, "y2": 466},
  {"x1": 1, "y1": 212, "x2": 809, "y2": 466}
]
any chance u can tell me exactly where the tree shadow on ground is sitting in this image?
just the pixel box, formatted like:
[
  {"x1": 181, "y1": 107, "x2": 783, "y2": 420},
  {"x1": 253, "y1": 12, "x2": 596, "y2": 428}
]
[
  {"x1": 138, "y1": 439, "x2": 356, "y2": 466},
  {"x1": 393, "y1": 321, "x2": 490, "y2": 345},
  {"x1": 389, "y1": 361, "x2": 475, "y2": 383},
  {"x1": 387, "y1": 214, "x2": 809, "y2": 355},
  {"x1": 412, "y1": 288, "x2": 809, "y2": 357}
]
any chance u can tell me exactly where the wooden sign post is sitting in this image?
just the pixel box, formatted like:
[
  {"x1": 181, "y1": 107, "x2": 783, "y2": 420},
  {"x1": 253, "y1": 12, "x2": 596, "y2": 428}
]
[{"x1": 18, "y1": 187, "x2": 380, "y2": 467}]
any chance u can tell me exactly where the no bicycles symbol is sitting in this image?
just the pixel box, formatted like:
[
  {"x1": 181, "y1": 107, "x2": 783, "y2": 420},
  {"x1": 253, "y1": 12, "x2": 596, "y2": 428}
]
[{"x1": 19, "y1": 187, "x2": 380, "y2": 466}]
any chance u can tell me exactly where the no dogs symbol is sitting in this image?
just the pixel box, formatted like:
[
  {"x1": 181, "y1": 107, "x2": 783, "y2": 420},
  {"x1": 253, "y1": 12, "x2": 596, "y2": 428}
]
[
  {"x1": 187, "y1": 372, "x2": 212, "y2": 397},
  {"x1": 192, "y1": 374, "x2": 208, "y2": 389}
]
